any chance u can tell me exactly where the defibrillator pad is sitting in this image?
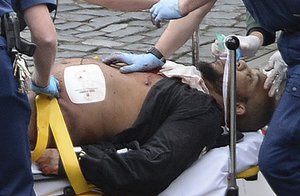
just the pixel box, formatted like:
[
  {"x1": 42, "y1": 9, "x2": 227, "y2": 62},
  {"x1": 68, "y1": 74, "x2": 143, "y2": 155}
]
[{"x1": 64, "y1": 64, "x2": 106, "y2": 104}]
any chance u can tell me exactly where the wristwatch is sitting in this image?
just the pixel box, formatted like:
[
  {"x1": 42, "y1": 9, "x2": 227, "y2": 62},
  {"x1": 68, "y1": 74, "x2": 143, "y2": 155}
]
[{"x1": 147, "y1": 47, "x2": 166, "y2": 63}]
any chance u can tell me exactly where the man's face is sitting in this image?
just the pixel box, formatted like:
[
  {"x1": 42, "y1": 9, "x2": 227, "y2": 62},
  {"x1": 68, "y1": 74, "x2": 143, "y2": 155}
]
[
  {"x1": 199, "y1": 59, "x2": 275, "y2": 131},
  {"x1": 211, "y1": 60, "x2": 269, "y2": 100}
]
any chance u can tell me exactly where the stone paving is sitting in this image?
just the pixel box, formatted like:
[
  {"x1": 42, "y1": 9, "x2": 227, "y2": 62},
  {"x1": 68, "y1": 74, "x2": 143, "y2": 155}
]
[{"x1": 22, "y1": 0, "x2": 277, "y2": 66}]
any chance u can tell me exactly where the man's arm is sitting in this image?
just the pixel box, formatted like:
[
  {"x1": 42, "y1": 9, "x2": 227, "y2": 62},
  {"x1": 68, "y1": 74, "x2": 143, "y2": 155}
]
[
  {"x1": 245, "y1": 11, "x2": 285, "y2": 97},
  {"x1": 211, "y1": 10, "x2": 276, "y2": 59},
  {"x1": 211, "y1": 11, "x2": 265, "y2": 59},
  {"x1": 84, "y1": 0, "x2": 158, "y2": 11},
  {"x1": 103, "y1": 1, "x2": 215, "y2": 73},
  {"x1": 245, "y1": 11, "x2": 275, "y2": 46},
  {"x1": 150, "y1": 0, "x2": 214, "y2": 23},
  {"x1": 24, "y1": 4, "x2": 59, "y2": 96},
  {"x1": 155, "y1": 0, "x2": 215, "y2": 58}
]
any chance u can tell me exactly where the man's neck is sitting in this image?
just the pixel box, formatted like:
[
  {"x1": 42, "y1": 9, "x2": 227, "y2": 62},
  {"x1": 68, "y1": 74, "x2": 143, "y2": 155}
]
[{"x1": 204, "y1": 79, "x2": 224, "y2": 110}]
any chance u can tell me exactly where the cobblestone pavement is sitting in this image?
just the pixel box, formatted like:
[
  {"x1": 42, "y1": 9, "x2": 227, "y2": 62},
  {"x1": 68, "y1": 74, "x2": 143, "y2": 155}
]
[{"x1": 22, "y1": 0, "x2": 277, "y2": 66}]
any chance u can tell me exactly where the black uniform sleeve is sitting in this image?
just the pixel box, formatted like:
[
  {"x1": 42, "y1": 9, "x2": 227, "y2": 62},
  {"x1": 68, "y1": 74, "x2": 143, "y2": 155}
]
[
  {"x1": 78, "y1": 93, "x2": 222, "y2": 196},
  {"x1": 246, "y1": 11, "x2": 276, "y2": 46}
]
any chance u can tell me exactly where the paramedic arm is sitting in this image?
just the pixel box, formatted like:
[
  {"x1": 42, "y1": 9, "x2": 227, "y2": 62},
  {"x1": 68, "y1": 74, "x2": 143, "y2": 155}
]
[
  {"x1": 245, "y1": 11, "x2": 275, "y2": 46},
  {"x1": 154, "y1": 1, "x2": 215, "y2": 58},
  {"x1": 103, "y1": 1, "x2": 215, "y2": 73},
  {"x1": 211, "y1": 11, "x2": 275, "y2": 59},
  {"x1": 84, "y1": 0, "x2": 158, "y2": 11},
  {"x1": 150, "y1": 0, "x2": 213, "y2": 23},
  {"x1": 245, "y1": 12, "x2": 286, "y2": 97},
  {"x1": 24, "y1": 4, "x2": 59, "y2": 97},
  {"x1": 211, "y1": 12, "x2": 264, "y2": 59}
]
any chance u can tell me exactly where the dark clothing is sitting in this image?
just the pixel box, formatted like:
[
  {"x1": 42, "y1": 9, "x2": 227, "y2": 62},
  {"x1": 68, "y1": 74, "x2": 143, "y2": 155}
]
[
  {"x1": 245, "y1": 11, "x2": 275, "y2": 46},
  {"x1": 78, "y1": 78, "x2": 223, "y2": 196},
  {"x1": 259, "y1": 65, "x2": 300, "y2": 196},
  {"x1": 242, "y1": 0, "x2": 300, "y2": 195},
  {"x1": 0, "y1": 1, "x2": 13, "y2": 17},
  {"x1": 12, "y1": 0, "x2": 56, "y2": 11},
  {"x1": 0, "y1": 1, "x2": 56, "y2": 195},
  {"x1": 0, "y1": 53, "x2": 33, "y2": 195},
  {"x1": 243, "y1": 0, "x2": 300, "y2": 33},
  {"x1": 0, "y1": 2, "x2": 34, "y2": 195},
  {"x1": 243, "y1": 0, "x2": 300, "y2": 67}
]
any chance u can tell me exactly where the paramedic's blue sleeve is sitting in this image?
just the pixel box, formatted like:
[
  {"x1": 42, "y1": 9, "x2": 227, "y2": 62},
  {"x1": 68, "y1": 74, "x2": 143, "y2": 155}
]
[{"x1": 78, "y1": 86, "x2": 222, "y2": 196}]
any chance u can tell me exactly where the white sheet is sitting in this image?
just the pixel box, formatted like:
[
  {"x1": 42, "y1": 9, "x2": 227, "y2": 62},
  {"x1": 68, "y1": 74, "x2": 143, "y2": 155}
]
[
  {"x1": 33, "y1": 132, "x2": 263, "y2": 196},
  {"x1": 159, "y1": 132, "x2": 263, "y2": 196}
]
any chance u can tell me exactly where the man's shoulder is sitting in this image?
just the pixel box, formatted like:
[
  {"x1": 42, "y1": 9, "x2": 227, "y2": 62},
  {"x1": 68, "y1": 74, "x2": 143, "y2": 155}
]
[{"x1": 156, "y1": 77, "x2": 216, "y2": 108}]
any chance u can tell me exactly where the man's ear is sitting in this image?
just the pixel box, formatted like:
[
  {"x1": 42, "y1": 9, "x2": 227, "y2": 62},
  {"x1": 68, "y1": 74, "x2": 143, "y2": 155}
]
[{"x1": 236, "y1": 102, "x2": 246, "y2": 115}]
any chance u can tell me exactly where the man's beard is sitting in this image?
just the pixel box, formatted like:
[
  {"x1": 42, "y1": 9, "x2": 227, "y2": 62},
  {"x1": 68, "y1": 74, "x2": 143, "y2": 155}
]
[{"x1": 196, "y1": 61, "x2": 223, "y2": 94}]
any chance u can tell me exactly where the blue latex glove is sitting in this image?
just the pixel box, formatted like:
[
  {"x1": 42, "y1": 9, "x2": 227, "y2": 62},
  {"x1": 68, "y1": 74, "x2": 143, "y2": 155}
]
[
  {"x1": 31, "y1": 75, "x2": 60, "y2": 98},
  {"x1": 102, "y1": 52, "x2": 165, "y2": 73},
  {"x1": 150, "y1": 0, "x2": 182, "y2": 26}
]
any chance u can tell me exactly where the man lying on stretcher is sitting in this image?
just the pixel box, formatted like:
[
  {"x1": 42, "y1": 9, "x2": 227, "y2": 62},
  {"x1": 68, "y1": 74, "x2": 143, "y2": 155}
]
[{"x1": 28, "y1": 58, "x2": 276, "y2": 196}]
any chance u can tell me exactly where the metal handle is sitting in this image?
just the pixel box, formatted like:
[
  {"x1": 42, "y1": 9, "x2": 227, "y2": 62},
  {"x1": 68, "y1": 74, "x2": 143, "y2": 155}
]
[
  {"x1": 192, "y1": 29, "x2": 199, "y2": 65},
  {"x1": 225, "y1": 35, "x2": 240, "y2": 196}
]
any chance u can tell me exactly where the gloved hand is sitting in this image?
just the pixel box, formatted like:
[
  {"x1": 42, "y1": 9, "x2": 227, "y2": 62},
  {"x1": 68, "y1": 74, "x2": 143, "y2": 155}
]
[
  {"x1": 236, "y1": 35, "x2": 261, "y2": 58},
  {"x1": 31, "y1": 75, "x2": 60, "y2": 98},
  {"x1": 150, "y1": 0, "x2": 182, "y2": 26},
  {"x1": 211, "y1": 34, "x2": 261, "y2": 59},
  {"x1": 102, "y1": 52, "x2": 165, "y2": 73},
  {"x1": 263, "y1": 50, "x2": 288, "y2": 97},
  {"x1": 211, "y1": 33, "x2": 227, "y2": 60}
]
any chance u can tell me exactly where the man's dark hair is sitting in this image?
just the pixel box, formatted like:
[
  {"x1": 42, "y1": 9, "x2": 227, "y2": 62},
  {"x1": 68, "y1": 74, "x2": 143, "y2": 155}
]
[{"x1": 196, "y1": 61, "x2": 223, "y2": 95}]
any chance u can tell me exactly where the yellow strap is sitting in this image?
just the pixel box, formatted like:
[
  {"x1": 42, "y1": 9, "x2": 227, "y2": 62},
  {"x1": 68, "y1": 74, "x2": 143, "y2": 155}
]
[
  {"x1": 33, "y1": 95, "x2": 90, "y2": 194},
  {"x1": 31, "y1": 95, "x2": 50, "y2": 161},
  {"x1": 237, "y1": 165, "x2": 260, "y2": 179},
  {"x1": 49, "y1": 96, "x2": 90, "y2": 194}
]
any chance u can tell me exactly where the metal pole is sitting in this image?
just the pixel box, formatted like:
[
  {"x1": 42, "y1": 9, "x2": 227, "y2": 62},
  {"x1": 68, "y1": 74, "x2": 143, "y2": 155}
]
[
  {"x1": 225, "y1": 36, "x2": 240, "y2": 196},
  {"x1": 192, "y1": 29, "x2": 199, "y2": 66}
]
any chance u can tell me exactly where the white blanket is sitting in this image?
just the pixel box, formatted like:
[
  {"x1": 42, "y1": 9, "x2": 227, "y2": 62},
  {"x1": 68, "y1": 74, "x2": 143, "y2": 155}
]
[
  {"x1": 33, "y1": 132, "x2": 263, "y2": 196},
  {"x1": 159, "y1": 132, "x2": 263, "y2": 196}
]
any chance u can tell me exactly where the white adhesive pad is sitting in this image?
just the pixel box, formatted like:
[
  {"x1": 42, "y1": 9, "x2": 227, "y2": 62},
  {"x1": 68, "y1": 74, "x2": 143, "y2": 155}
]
[{"x1": 64, "y1": 64, "x2": 106, "y2": 104}]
